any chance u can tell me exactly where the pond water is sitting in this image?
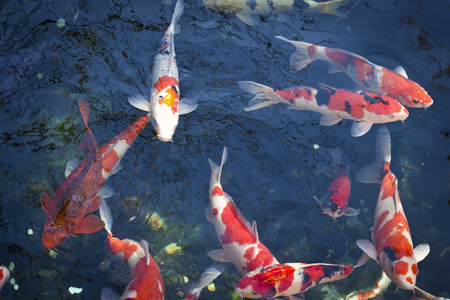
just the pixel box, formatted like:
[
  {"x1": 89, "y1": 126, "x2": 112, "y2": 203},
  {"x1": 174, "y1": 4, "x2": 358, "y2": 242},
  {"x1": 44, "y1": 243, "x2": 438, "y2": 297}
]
[{"x1": 0, "y1": 0, "x2": 449, "y2": 299}]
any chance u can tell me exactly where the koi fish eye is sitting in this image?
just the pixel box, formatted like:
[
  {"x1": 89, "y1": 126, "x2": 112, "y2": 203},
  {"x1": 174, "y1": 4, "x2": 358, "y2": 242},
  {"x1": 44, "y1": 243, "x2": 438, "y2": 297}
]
[{"x1": 252, "y1": 291, "x2": 259, "y2": 295}]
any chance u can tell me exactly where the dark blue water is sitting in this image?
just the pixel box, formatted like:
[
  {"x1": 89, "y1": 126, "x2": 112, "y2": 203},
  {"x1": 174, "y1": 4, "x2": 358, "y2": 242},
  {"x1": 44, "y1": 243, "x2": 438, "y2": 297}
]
[{"x1": 1, "y1": 0, "x2": 449, "y2": 299}]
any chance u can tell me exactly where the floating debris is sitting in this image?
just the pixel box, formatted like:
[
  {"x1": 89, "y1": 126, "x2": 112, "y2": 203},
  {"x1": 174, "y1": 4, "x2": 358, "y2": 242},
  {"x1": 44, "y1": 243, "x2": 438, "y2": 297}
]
[
  {"x1": 68, "y1": 286, "x2": 83, "y2": 294},
  {"x1": 148, "y1": 212, "x2": 164, "y2": 230},
  {"x1": 207, "y1": 282, "x2": 216, "y2": 292},
  {"x1": 56, "y1": 18, "x2": 66, "y2": 28},
  {"x1": 8, "y1": 262, "x2": 14, "y2": 271},
  {"x1": 183, "y1": 276, "x2": 189, "y2": 284},
  {"x1": 10, "y1": 278, "x2": 15, "y2": 285},
  {"x1": 129, "y1": 216, "x2": 136, "y2": 221},
  {"x1": 14, "y1": 284, "x2": 18, "y2": 290},
  {"x1": 48, "y1": 249, "x2": 58, "y2": 259},
  {"x1": 313, "y1": 144, "x2": 320, "y2": 150},
  {"x1": 37, "y1": 73, "x2": 43, "y2": 80},
  {"x1": 164, "y1": 243, "x2": 182, "y2": 255},
  {"x1": 28, "y1": 228, "x2": 33, "y2": 235}
]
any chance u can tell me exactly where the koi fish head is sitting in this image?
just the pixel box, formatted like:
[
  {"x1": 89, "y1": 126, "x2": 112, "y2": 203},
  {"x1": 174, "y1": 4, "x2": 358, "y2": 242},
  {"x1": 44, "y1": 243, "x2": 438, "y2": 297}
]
[
  {"x1": 151, "y1": 110, "x2": 178, "y2": 142},
  {"x1": 319, "y1": 190, "x2": 346, "y2": 218},
  {"x1": 378, "y1": 247, "x2": 417, "y2": 290},
  {"x1": 42, "y1": 221, "x2": 70, "y2": 249},
  {"x1": 234, "y1": 274, "x2": 276, "y2": 299}
]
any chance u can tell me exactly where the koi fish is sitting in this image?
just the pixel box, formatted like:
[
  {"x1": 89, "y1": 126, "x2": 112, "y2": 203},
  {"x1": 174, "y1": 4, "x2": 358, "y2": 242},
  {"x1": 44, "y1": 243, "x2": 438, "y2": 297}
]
[
  {"x1": 99, "y1": 199, "x2": 145, "y2": 271},
  {"x1": 41, "y1": 110, "x2": 150, "y2": 249},
  {"x1": 128, "y1": 0, "x2": 197, "y2": 142},
  {"x1": 314, "y1": 169, "x2": 358, "y2": 218},
  {"x1": 0, "y1": 265, "x2": 9, "y2": 291},
  {"x1": 101, "y1": 240, "x2": 165, "y2": 300},
  {"x1": 345, "y1": 271, "x2": 391, "y2": 300},
  {"x1": 41, "y1": 100, "x2": 104, "y2": 249},
  {"x1": 205, "y1": 147, "x2": 279, "y2": 275},
  {"x1": 275, "y1": 36, "x2": 433, "y2": 108},
  {"x1": 182, "y1": 264, "x2": 225, "y2": 300},
  {"x1": 235, "y1": 254, "x2": 369, "y2": 299},
  {"x1": 239, "y1": 81, "x2": 408, "y2": 137},
  {"x1": 355, "y1": 126, "x2": 430, "y2": 290},
  {"x1": 203, "y1": 0, "x2": 347, "y2": 26}
]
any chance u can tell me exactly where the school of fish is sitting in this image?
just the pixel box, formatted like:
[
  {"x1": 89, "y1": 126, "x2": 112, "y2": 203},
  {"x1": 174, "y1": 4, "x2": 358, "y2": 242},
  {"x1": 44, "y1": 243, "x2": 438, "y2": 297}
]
[{"x1": 1, "y1": 0, "x2": 444, "y2": 299}]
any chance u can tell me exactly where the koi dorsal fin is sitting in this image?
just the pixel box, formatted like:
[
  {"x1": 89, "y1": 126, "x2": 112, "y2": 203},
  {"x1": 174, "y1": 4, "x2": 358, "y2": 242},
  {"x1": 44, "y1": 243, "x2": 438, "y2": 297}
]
[
  {"x1": 258, "y1": 265, "x2": 295, "y2": 285},
  {"x1": 141, "y1": 239, "x2": 150, "y2": 265},
  {"x1": 74, "y1": 214, "x2": 104, "y2": 234}
]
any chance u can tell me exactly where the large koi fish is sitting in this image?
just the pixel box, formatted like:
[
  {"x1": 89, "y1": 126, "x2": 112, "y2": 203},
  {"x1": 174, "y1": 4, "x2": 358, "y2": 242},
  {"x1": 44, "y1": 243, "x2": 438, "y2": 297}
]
[
  {"x1": 276, "y1": 36, "x2": 433, "y2": 108},
  {"x1": 235, "y1": 255, "x2": 368, "y2": 299},
  {"x1": 42, "y1": 109, "x2": 150, "y2": 249},
  {"x1": 356, "y1": 126, "x2": 430, "y2": 290},
  {"x1": 239, "y1": 81, "x2": 408, "y2": 137},
  {"x1": 206, "y1": 147, "x2": 279, "y2": 275},
  {"x1": 128, "y1": 0, "x2": 197, "y2": 142}
]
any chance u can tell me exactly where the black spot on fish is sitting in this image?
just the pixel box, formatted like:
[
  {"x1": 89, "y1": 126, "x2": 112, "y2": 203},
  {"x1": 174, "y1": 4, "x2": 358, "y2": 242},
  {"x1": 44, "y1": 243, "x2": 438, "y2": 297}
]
[
  {"x1": 441, "y1": 131, "x2": 449, "y2": 139},
  {"x1": 289, "y1": 98, "x2": 294, "y2": 104},
  {"x1": 413, "y1": 99, "x2": 419, "y2": 104},
  {"x1": 345, "y1": 101, "x2": 352, "y2": 114},
  {"x1": 267, "y1": 286, "x2": 276, "y2": 297},
  {"x1": 382, "y1": 246, "x2": 399, "y2": 262},
  {"x1": 172, "y1": 85, "x2": 179, "y2": 94},
  {"x1": 246, "y1": 0, "x2": 257, "y2": 10},
  {"x1": 323, "y1": 265, "x2": 342, "y2": 279},
  {"x1": 316, "y1": 90, "x2": 331, "y2": 107},
  {"x1": 295, "y1": 92, "x2": 299, "y2": 97},
  {"x1": 303, "y1": 271, "x2": 310, "y2": 282},
  {"x1": 362, "y1": 92, "x2": 388, "y2": 105}
]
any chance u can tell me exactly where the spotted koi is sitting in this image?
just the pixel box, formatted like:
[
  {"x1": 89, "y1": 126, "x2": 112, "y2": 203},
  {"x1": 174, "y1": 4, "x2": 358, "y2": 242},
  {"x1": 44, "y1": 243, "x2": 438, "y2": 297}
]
[
  {"x1": 239, "y1": 81, "x2": 408, "y2": 137},
  {"x1": 0, "y1": 265, "x2": 9, "y2": 291},
  {"x1": 41, "y1": 109, "x2": 150, "y2": 249},
  {"x1": 314, "y1": 169, "x2": 358, "y2": 218},
  {"x1": 356, "y1": 126, "x2": 430, "y2": 290},
  {"x1": 41, "y1": 100, "x2": 104, "y2": 249},
  {"x1": 128, "y1": 0, "x2": 197, "y2": 142},
  {"x1": 205, "y1": 147, "x2": 279, "y2": 275},
  {"x1": 235, "y1": 256, "x2": 368, "y2": 299},
  {"x1": 345, "y1": 271, "x2": 391, "y2": 300},
  {"x1": 276, "y1": 37, "x2": 433, "y2": 108},
  {"x1": 203, "y1": 0, "x2": 347, "y2": 26}
]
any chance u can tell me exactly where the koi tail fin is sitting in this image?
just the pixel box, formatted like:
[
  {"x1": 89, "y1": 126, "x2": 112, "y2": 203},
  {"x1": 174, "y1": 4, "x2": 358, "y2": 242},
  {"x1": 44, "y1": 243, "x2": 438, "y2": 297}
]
[
  {"x1": 355, "y1": 252, "x2": 370, "y2": 268},
  {"x1": 78, "y1": 99, "x2": 100, "y2": 153},
  {"x1": 356, "y1": 126, "x2": 391, "y2": 184},
  {"x1": 208, "y1": 147, "x2": 227, "y2": 193},
  {"x1": 170, "y1": 0, "x2": 184, "y2": 34},
  {"x1": 183, "y1": 264, "x2": 225, "y2": 300},
  {"x1": 238, "y1": 81, "x2": 283, "y2": 111},
  {"x1": 275, "y1": 36, "x2": 316, "y2": 72},
  {"x1": 99, "y1": 199, "x2": 113, "y2": 235},
  {"x1": 78, "y1": 99, "x2": 91, "y2": 128}
]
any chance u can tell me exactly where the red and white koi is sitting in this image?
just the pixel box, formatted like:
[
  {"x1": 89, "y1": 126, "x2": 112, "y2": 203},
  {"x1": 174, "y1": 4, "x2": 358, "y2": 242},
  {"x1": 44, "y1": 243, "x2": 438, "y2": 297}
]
[
  {"x1": 314, "y1": 169, "x2": 358, "y2": 218},
  {"x1": 128, "y1": 0, "x2": 197, "y2": 142},
  {"x1": 0, "y1": 265, "x2": 9, "y2": 291},
  {"x1": 235, "y1": 255, "x2": 369, "y2": 299},
  {"x1": 101, "y1": 240, "x2": 165, "y2": 300},
  {"x1": 275, "y1": 36, "x2": 433, "y2": 108},
  {"x1": 355, "y1": 126, "x2": 430, "y2": 290},
  {"x1": 41, "y1": 100, "x2": 104, "y2": 249},
  {"x1": 203, "y1": 0, "x2": 347, "y2": 26},
  {"x1": 41, "y1": 109, "x2": 150, "y2": 249},
  {"x1": 206, "y1": 147, "x2": 279, "y2": 275},
  {"x1": 182, "y1": 264, "x2": 225, "y2": 300},
  {"x1": 99, "y1": 199, "x2": 145, "y2": 271},
  {"x1": 239, "y1": 81, "x2": 408, "y2": 137}
]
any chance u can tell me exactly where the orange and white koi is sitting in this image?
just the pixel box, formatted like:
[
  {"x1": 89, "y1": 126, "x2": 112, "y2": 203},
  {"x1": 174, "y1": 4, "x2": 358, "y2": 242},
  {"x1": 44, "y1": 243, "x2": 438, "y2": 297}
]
[
  {"x1": 182, "y1": 264, "x2": 225, "y2": 300},
  {"x1": 41, "y1": 109, "x2": 150, "y2": 249},
  {"x1": 0, "y1": 265, "x2": 9, "y2": 291},
  {"x1": 239, "y1": 81, "x2": 408, "y2": 137},
  {"x1": 99, "y1": 199, "x2": 145, "y2": 271},
  {"x1": 203, "y1": 0, "x2": 347, "y2": 26},
  {"x1": 314, "y1": 169, "x2": 358, "y2": 218},
  {"x1": 128, "y1": 0, "x2": 197, "y2": 142},
  {"x1": 355, "y1": 126, "x2": 430, "y2": 290},
  {"x1": 235, "y1": 255, "x2": 368, "y2": 299},
  {"x1": 276, "y1": 36, "x2": 433, "y2": 108},
  {"x1": 101, "y1": 240, "x2": 165, "y2": 300},
  {"x1": 41, "y1": 100, "x2": 104, "y2": 249},
  {"x1": 206, "y1": 147, "x2": 279, "y2": 275}
]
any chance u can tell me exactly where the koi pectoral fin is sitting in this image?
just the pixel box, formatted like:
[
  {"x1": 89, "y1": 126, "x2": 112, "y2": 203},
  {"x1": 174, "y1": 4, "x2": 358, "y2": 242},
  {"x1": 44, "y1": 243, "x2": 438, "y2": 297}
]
[
  {"x1": 356, "y1": 239, "x2": 378, "y2": 261},
  {"x1": 86, "y1": 195, "x2": 102, "y2": 214},
  {"x1": 413, "y1": 244, "x2": 430, "y2": 263},
  {"x1": 41, "y1": 192, "x2": 57, "y2": 216},
  {"x1": 343, "y1": 207, "x2": 359, "y2": 216},
  {"x1": 178, "y1": 98, "x2": 198, "y2": 115},
  {"x1": 351, "y1": 120, "x2": 373, "y2": 137},
  {"x1": 320, "y1": 114, "x2": 342, "y2": 126},
  {"x1": 74, "y1": 214, "x2": 104, "y2": 234},
  {"x1": 207, "y1": 249, "x2": 231, "y2": 263}
]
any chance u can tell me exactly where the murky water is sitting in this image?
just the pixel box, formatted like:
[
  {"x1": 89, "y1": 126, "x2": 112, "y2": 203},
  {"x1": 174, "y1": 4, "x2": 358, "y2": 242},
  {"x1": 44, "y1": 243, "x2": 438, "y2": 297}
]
[{"x1": 0, "y1": 0, "x2": 449, "y2": 299}]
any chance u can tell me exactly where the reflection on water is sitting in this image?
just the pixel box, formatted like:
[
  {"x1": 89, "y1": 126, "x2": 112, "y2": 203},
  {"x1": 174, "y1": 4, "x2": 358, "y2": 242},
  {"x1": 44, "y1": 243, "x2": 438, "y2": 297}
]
[{"x1": 0, "y1": 0, "x2": 449, "y2": 299}]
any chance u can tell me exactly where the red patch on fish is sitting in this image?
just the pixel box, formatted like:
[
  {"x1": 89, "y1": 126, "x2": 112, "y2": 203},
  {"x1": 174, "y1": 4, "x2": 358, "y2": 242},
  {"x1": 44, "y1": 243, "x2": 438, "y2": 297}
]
[
  {"x1": 124, "y1": 255, "x2": 164, "y2": 299},
  {"x1": 212, "y1": 186, "x2": 224, "y2": 197},
  {"x1": 220, "y1": 203, "x2": 256, "y2": 245},
  {"x1": 212, "y1": 208, "x2": 218, "y2": 216},
  {"x1": 154, "y1": 75, "x2": 180, "y2": 112},
  {"x1": 328, "y1": 169, "x2": 350, "y2": 208},
  {"x1": 394, "y1": 261, "x2": 409, "y2": 275},
  {"x1": 301, "y1": 265, "x2": 325, "y2": 291},
  {"x1": 257, "y1": 265, "x2": 295, "y2": 293},
  {"x1": 325, "y1": 48, "x2": 350, "y2": 69},
  {"x1": 276, "y1": 88, "x2": 315, "y2": 103},
  {"x1": 308, "y1": 44, "x2": 318, "y2": 58},
  {"x1": 406, "y1": 276, "x2": 413, "y2": 285},
  {"x1": 411, "y1": 263, "x2": 417, "y2": 275},
  {"x1": 108, "y1": 236, "x2": 141, "y2": 263},
  {"x1": 102, "y1": 149, "x2": 120, "y2": 173}
]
